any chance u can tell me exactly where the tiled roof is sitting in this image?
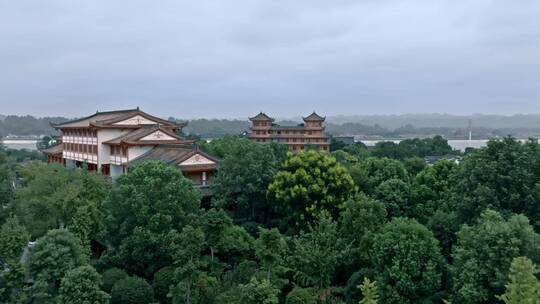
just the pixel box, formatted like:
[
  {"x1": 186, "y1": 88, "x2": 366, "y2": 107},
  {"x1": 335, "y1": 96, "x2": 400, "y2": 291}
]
[
  {"x1": 41, "y1": 143, "x2": 63, "y2": 155},
  {"x1": 303, "y1": 112, "x2": 325, "y2": 121},
  {"x1": 51, "y1": 108, "x2": 183, "y2": 129},
  {"x1": 128, "y1": 144, "x2": 220, "y2": 169},
  {"x1": 249, "y1": 112, "x2": 274, "y2": 121},
  {"x1": 102, "y1": 125, "x2": 188, "y2": 145}
]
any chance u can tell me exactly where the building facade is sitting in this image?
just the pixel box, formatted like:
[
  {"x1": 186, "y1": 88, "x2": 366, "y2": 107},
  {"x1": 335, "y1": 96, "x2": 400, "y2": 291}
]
[
  {"x1": 43, "y1": 108, "x2": 218, "y2": 186},
  {"x1": 248, "y1": 112, "x2": 330, "y2": 152}
]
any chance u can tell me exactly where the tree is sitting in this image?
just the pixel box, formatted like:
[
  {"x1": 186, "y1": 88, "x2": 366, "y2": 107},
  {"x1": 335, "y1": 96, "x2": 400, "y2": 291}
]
[
  {"x1": 410, "y1": 160, "x2": 458, "y2": 223},
  {"x1": 286, "y1": 287, "x2": 317, "y2": 304},
  {"x1": 268, "y1": 150, "x2": 356, "y2": 226},
  {"x1": 339, "y1": 195, "x2": 387, "y2": 271},
  {"x1": 403, "y1": 156, "x2": 426, "y2": 177},
  {"x1": 371, "y1": 218, "x2": 445, "y2": 304},
  {"x1": 0, "y1": 150, "x2": 13, "y2": 225},
  {"x1": 216, "y1": 225, "x2": 255, "y2": 264},
  {"x1": 69, "y1": 205, "x2": 93, "y2": 256},
  {"x1": 287, "y1": 216, "x2": 347, "y2": 289},
  {"x1": 202, "y1": 208, "x2": 232, "y2": 264},
  {"x1": 111, "y1": 276, "x2": 154, "y2": 304},
  {"x1": 349, "y1": 157, "x2": 408, "y2": 195},
  {"x1": 0, "y1": 259, "x2": 25, "y2": 303},
  {"x1": 339, "y1": 194, "x2": 387, "y2": 244},
  {"x1": 57, "y1": 265, "x2": 110, "y2": 304},
  {"x1": 169, "y1": 225, "x2": 215, "y2": 304},
  {"x1": 103, "y1": 161, "x2": 201, "y2": 278},
  {"x1": 211, "y1": 138, "x2": 282, "y2": 222},
  {"x1": 15, "y1": 162, "x2": 109, "y2": 238},
  {"x1": 255, "y1": 228, "x2": 286, "y2": 281},
  {"x1": 371, "y1": 137, "x2": 454, "y2": 160},
  {"x1": 27, "y1": 229, "x2": 86, "y2": 300},
  {"x1": 114, "y1": 227, "x2": 174, "y2": 279},
  {"x1": 0, "y1": 216, "x2": 29, "y2": 262},
  {"x1": 451, "y1": 210, "x2": 540, "y2": 304},
  {"x1": 239, "y1": 278, "x2": 279, "y2": 304},
  {"x1": 104, "y1": 161, "x2": 201, "y2": 246},
  {"x1": 153, "y1": 266, "x2": 175, "y2": 304},
  {"x1": 0, "y1": 218, "x2": 27, "y2": 304},
  {"x1": 359, "y1": 278, "x2": 379, "y2": 304},
  {"x1": 101, "y1": 267, "x2": 128, "y2": 294},
  {"x1": 374, "y1": 178, "x2": 411, "y2": 218},
  {"x1": 332, "y1": 150, "x2": 360, "y2": 168},
  {"x1": 453, "y1": 138, "x2": 540, "y2": 230},
  {"x1": 497, "y1": 257, "x2": 540, "y2": 304}
]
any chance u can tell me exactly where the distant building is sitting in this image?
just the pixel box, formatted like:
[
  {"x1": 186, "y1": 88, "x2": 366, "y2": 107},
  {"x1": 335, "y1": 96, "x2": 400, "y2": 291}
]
[
  {"x1": 42, "y1": 108, "x2": 218, "y2": 186},
  {"x1": 248, "y1": 112, "x2": 330, "y2": 152}
]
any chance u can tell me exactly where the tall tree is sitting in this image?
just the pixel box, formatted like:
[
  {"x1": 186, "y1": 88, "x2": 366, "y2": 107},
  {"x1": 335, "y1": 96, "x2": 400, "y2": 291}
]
[
  {"x1": 349, "y1": 157, "x2": 408, "y2": 195},
  {"x1": 453, "y1": 138, "x2": 540, "y2": 230},
  {"x1": 288, "y1": 216, "x2": 348, "y2": 290},
  {"x1": 0, "y1": 216, "x2": 29, "y2": 262},
  {"x1": 374, "y1": 178, "x2": 412, "y2": 218},
  {"x1": 211, "y1": 138, "x2": 282, "y2": 222},
  {"x1": 170, "y1": 225, "x2": 214, "y2": 304},
  {"x1": 451, "y1": 210, "x2": 540, "y2": 304},
  {"x1": 57, "y1": 266, "x2": 110, "y2": 304},
  {"x1": 15, "y1": 162, "x2": 109, "y2": 238},
  {"x1": 103, "y1": 161, "x2": 201, "y2": 278},
  {"x1": 255, "y1": 228, "x2": 286, "y2": 281},
  {"x1": 497, "y1": 257, "x2": 540, "y2": 304},
  {"x1": 0, "y1": 216, "x2": 29, "y2": 303},
  {"x1": 27, "y1": 229, "x2": 86, "y2": 301},
  {"x1": 0, "y1": 150, "x2": 13, "y2": 225},
  {"x1": 410, "y1": 160, "x2": 458, "y2": 223},
  {"x1": 371, "y1": 218, "x2": 445, "y2": 304},
  {"x1": 268, "y1": 150, "x2": 356, "y2": 227},
  {"x1": 202, "y1": 208, "x2": 233, "y2": 264}
]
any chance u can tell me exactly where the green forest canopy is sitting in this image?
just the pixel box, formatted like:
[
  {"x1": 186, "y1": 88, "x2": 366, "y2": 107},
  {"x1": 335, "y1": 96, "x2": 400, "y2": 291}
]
[{"x1": 1, "y1": 136, "x2": 540, "y2": 303}]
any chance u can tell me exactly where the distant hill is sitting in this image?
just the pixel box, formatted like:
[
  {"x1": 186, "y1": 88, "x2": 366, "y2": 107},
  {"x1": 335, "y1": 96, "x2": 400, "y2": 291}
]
[
  {"x1": 0, "y1": 115, "x2": 68, "y2": 138},
  {"x1": 324, "y1": 114, "x2": 540, "y2": 129},
  {"x1": 3, "y1": 113, "x2": 540, "y2": 139}
]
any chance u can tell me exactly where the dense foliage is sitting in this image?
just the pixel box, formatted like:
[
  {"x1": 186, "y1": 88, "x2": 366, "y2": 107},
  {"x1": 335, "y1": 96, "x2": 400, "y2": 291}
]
[{"x1": 1, "y1": 137, "x2": 540, "y2": 303}]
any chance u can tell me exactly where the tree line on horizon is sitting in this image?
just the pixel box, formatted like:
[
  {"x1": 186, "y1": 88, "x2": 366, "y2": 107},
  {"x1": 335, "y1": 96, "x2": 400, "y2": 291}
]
[
  {"x1": 1, "y1": 135, "x2": 540, "y2": 303},
  {"x1": 2, "y1": 114, "x2": 540, "y2": 140}
]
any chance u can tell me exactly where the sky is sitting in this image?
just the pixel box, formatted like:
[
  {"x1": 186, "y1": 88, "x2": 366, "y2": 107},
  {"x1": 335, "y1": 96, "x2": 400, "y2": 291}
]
[{"x1": 1, "y1": 0, "x2": 539, "y2": 118}]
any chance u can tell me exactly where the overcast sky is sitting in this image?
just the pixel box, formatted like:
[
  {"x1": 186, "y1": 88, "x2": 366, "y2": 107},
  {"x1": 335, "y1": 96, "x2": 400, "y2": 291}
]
[{"x1": 1, "y1": 0, "x2": 539, "y2": 118}]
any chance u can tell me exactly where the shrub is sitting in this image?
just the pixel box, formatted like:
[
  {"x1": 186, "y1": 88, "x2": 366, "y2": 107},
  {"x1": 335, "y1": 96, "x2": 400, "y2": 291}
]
[{"x1": 111, "y1": 276, "x2": 154, "y2": 304}]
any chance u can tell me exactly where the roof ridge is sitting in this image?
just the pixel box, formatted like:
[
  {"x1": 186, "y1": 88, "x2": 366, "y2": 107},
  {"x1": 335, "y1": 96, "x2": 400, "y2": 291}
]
[{"x1": 51, "y1": 108, "x2": 139, "y2": 127}]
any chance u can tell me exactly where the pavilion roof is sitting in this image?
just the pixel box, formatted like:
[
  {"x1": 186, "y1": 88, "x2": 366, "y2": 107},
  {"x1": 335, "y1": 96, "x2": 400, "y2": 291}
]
[
  {"x1": 102, "y1": 125, "x2": 191, "y2": 146},
  {"x1": 51, "y1": 108, "x2": 184, "y2": 129},
  {"x1": 41, "y1": 143, "x2": 63, "y2": 155},
  {"x1": 128, "y1": 144, "x2": 220, "y2": 170},
  {"x1": 249, "y1": 112, "x2": 274, "y2": 121},
  {"x1": 303, "y1": 112, "x2": 325, "y2": 121}
]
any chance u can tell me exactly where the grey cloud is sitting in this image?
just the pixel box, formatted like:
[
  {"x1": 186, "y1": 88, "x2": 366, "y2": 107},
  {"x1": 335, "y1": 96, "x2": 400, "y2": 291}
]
[{"x1": 0, "y1": 0, "x2": 539, "y2": 118}]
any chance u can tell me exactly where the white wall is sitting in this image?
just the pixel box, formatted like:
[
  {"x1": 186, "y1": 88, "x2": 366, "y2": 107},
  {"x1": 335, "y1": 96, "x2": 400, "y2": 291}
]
[
  {"x1": 97, "y1": 129, "x2": 128, "y2": 168},
  {"x1": 128, "y1": 146, "x2": 153, "y2": 162}
]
